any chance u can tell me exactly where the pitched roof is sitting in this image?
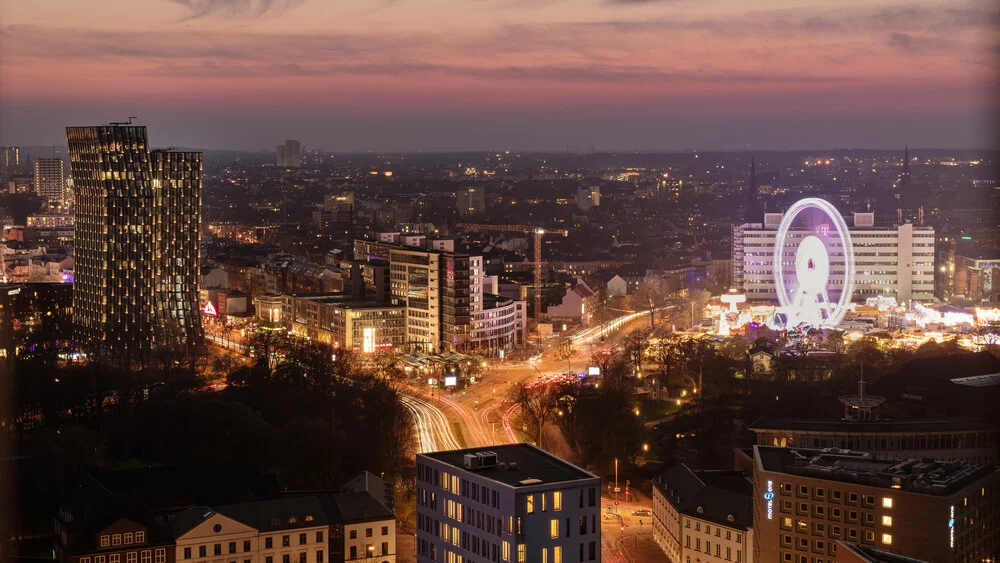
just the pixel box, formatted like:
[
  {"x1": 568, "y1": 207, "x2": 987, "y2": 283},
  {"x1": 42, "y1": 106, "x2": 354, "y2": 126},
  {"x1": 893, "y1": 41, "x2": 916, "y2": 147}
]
[
  {"x1": 323, "y1": 491, "x2": 394, "y2": 525},
  {"x1": 63, "y1": 495, "x2": 171, "y2": 555},
  {"x1": 216, "y1": 497, "x2": 328, "y2": 532},
  {"x1": 653, "y1": 465, "x2": 753, "y2": 531}
]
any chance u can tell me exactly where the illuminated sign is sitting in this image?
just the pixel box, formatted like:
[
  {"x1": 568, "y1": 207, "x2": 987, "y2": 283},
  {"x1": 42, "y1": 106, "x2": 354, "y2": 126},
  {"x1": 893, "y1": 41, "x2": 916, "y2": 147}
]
[
  {"x1": 588, "y1": 366, "x2": 600, "y2": 376},
  {"x1": 7, "y1": 287, "x2": 20, "y2": 296},
  {"x1": 445, "y1": 376, "x2": 458, "y2": 387},
  {"x1": 949, "y1": 505, "x2": 955, "y2": 548},
  {"x1": 763, "y1": 480, "x2": 774, "y2": 520},
  {"x1": 203, "y1": 301, "x2": 218, "y2": 316},
  {"x1": 362, "y1": 327, "x2": 376, "y2": 354}
]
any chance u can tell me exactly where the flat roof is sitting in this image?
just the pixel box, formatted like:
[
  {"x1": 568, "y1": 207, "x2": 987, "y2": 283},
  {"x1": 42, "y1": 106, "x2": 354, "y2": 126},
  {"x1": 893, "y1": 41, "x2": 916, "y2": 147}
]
[
  {"x1": 420, "y1": 444, "x2": 598, "y2": 488},
  {"x1": 755, "y1": 445, "x2": 996, "y2": 496},
  {"x1": 750, "y1": 416, "x2": 997, "y2": 434},
  {"x1": 287, "y1": 293, "x2": 402, "y2": 310}
]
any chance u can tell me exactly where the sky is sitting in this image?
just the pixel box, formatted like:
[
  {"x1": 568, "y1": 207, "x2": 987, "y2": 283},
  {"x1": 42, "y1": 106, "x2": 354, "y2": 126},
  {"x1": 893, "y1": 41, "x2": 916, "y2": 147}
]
[{"x1": 1, "y1": 0, "x2": 998, "y2": 151}]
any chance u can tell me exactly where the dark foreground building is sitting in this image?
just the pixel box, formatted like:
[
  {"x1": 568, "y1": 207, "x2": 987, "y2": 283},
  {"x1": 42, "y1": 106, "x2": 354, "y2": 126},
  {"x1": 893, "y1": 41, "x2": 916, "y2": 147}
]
[{"x1": 66, "y1": 125, "x2": 202, "y2": 363}]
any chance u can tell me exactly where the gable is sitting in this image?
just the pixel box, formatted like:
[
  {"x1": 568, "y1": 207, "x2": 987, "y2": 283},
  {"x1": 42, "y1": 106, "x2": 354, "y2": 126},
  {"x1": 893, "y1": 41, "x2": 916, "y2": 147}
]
[
  {"x1": 98, "y1": 518, "x2": 147, "y2": 539},
  {"x1": 178, "y1": 512, "x2": 257, "y2": 541}
]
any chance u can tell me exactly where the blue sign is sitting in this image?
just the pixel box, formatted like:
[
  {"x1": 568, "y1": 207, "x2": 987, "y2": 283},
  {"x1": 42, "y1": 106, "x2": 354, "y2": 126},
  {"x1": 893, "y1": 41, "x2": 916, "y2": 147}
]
[{"x1": 763, "y1": 492, "x2": 775, "y2": 501}]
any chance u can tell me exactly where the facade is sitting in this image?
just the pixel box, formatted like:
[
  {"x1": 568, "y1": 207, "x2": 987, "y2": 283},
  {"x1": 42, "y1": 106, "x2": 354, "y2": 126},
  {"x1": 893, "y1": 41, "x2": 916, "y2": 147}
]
[
  {"x1": 469, "y1": 294, "x2": 528, "y2": 356},
  {"x1": 732, "y1": 211, "x2": 935, "y2": 304},
  {"x1": 327, "y1": 492, "x2": 396, "y2": 563},
  {"x1": 281, "y1": 293, "x2": 406, "y2": 352},
  {"x1": 277, "y1": 140, "x2": 302, "y2": 168},
  {"x1": 170, "y1": 499, "x2": 328, "y2": 563},
  {"x1": 66, "y1": 125, "x2": 202, "y2": 362},
  {"x1": 751, "y1": 445, "x2": 1000, "y2": 563},
  {"x1": 456, "y1": 187, "x2": 485, "y2": 217},
  {"x1": 547, "y1": 279, "x2": 597, "y2": 325},
  {"x1": 652, "y1": 465, "x2": 754, "y2": 563},
  {"x1": 575, "y1": 186, "x2": 600, "y2": 212},
  {"x1": 56, "y1": 497, "x2": 175, "y2": 563},
  {"x1": 34, "y1": 157, "x2": 66, "y2": 204},
  {"x1": 314, "y1": 193, "x2": 356, "y2": 240},
  {"x1": 416, "y1": 444, "x2": 603, "y2": 563}
]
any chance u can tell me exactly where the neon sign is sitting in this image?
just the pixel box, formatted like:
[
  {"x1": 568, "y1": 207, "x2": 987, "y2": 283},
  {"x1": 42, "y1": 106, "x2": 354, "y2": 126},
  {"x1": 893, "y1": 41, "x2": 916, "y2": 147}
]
[
  {"x1": 764, "y1": 480, "x2": 774, "y2": 519},
  {"x1": 949, "y1": 505, "x2": 955, "y2": 548},
  {"x1": 203, "y1": 301, "x2": 218, "y2": 316}
]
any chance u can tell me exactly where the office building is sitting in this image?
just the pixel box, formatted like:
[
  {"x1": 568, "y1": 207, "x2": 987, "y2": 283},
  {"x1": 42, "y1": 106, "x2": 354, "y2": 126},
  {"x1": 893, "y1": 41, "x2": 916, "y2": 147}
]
[
  {"x1": 575, "y1": 186, "x2": 600, "y2": 212},
  {"x1": 751, "y1": 445, "x2": 1000, "y2": 563},
  {"x1": 652, "y1": 465, "x2": 753, "y2": 563},
  {"x1": 456, "y1": 187, "x2": 485, "y2": 217},
  {"x1": 66, "y1": 124, "x2": 202, "y2": 362},
  {"x1": 732, "y1": 210, "x2": 935, "y2": 304},
  {"x1": 314, "y1": 192, "x2": 356, "y2": 240},
  {"x1": 281, "y1": 293, "x2": 406, "y2": 352},
  {"x1": 34, "y1": 157, "x2": 66, "y2": 204},
  {"x1": 416, "y1": 444, "x2": 602, "y2": 563},
  {"x1": 277, "y1": 140, "x2": 302, "y2": 168},
  {"x1": 1, "y1": 145, "x2": 19, "y2": 176},
  {"x1": 750, "y1": 379, "x2": 999, "y2": 464}
]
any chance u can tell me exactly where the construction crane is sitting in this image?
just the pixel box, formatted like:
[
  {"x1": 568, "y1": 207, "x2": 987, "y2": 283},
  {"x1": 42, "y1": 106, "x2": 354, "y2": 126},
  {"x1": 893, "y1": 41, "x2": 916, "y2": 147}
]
[{"x1": 456, "y1": 223, "x2": 568, "y2": 322}]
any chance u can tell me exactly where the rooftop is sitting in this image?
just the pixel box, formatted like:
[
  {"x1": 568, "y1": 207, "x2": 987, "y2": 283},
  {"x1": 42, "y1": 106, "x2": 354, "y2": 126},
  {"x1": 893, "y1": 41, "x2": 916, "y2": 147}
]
[
  {"x1": 288, "y1": 293, "x2": 401, "y2": 309},
  {"x1": 750, "y1": 416, "x2": 996, "y2": 434},
  {"x1": 755, "y1": 445, "x2": 997, "y2": 496},
  {"x1": 215, "y1": 497, "x2": 328, "y2": 532},
  {"x1": 420, "y1": 443, "x2": 598, "y2": 488},
  {"x1": 652, "y1": 465, "x2": 753, "y2": 530}
]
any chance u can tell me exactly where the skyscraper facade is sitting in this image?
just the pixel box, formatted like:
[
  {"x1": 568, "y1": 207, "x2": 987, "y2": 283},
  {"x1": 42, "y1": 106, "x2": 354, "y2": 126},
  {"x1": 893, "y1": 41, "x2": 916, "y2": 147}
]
[
  {"x1": 456, "y1": 186, "x2": 485, "y2": 216},
  {"x1": 66, "y1": 124, "x2": 202, "y2": 363},
  {"x1": 285, "y1": 139, "x2": 301, "y2": 168},
  {"x1": 33, "y1": 157, "x2": 66, "y2": 205}
]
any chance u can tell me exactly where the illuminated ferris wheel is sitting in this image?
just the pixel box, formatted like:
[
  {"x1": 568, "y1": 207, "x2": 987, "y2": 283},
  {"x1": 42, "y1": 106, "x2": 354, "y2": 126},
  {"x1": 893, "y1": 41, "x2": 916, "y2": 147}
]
[{"x1": 773, "y1": 198, "x2": 855, "y2": 328}]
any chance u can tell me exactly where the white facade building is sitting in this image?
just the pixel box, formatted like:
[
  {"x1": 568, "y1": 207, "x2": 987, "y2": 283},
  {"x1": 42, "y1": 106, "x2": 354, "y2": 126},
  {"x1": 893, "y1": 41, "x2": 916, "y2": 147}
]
[
  {"x1": 732, "y1": 211, "x2": 934, "y2": 304},
  {"x1": 576, "y1": 186, "x2": 600, "y2": 212},
  {"x1": 652, "y1": 466, "x2": 753, "y2": 563},
  {"x1": 416, "y1": 444, "x2": 602, "y2": 563}
]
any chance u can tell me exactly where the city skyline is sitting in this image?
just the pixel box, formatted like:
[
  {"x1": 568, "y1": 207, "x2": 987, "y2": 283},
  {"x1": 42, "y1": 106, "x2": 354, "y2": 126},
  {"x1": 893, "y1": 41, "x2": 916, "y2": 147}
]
[{"x1": 2, "y1": 0, "x2": 998, "y2": 151}]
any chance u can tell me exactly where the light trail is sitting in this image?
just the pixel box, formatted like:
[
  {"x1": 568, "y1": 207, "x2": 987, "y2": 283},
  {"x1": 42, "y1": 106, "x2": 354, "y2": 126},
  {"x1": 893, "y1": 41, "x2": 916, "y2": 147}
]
[{"x1": 400, "y1": 393, "x2": 462, "y2": 453}]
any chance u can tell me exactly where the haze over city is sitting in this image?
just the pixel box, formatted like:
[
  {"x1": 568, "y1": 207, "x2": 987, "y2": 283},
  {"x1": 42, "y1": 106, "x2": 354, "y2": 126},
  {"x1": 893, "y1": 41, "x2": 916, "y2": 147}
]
[{"x1": 3, "y1": 0, "x2": 999, "y2": 150}]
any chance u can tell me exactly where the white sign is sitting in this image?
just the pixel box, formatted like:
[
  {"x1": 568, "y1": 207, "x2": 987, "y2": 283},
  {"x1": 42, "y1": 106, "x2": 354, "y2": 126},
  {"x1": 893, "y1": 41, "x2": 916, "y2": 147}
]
[
  {"x1": 588, "y1": 366, "x2": 600, "y2": 376},
  {"x1": 763, "y1": 480, "x2": 774, "y2": 520},
  {"x1": 445, "y1": 376, "x2": 458, "y2": 387},
  {"x1": 362, "y1": 327, "x2": 376, "y2": 353}
]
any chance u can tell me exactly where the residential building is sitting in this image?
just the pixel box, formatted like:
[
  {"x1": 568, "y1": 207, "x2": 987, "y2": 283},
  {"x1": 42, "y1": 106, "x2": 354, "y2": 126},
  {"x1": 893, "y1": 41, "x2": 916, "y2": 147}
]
[
  {"x1": 732, "y1": 210, "x2": 935, "y2": 304},
  {"x1": 56, "y1": 495, "x2": 174, "y2": 563},
  {"x1": 575, "y1": 186, "x2": 600, "y2": 212},
  {"x1": 456, "y1": 187, "x2": 485, "y2": 217},
  {"x1": 1, "y1": 145, "x2": 20, "y2": 175},
  {"x1": 326, "y1": 492, "x2": 395, "y2": 563},
  {"x1": 281, "y1": 293, "x2": 406, "y2": 352},
  {"x1": 751, "y1": 445, "x2": 1000, "y2": 563},
  {"x1": 66, "y1": 124, "x2": 202, "y2": 362},
  {"x1": 169, "y1": 508, "x2": 258, "y2": 563},
  {"x1": 34, "y1": 157, "x2": 66, "y2": 204},
  {"x1": 217, "y1": 498, "x2": 329, "y2": 563},
  {"x1": 651, "y1": 465, "x2": 753, "y2": 563},
  {"x1": 416, "y1": 444, "x2": 602, "y2": 563},
  {"x1": 314, "y1": 193, "x2": 356, "y2": 241},
  {"x1": 547, "y1": 279, "x2": 597, "y2": 325}
]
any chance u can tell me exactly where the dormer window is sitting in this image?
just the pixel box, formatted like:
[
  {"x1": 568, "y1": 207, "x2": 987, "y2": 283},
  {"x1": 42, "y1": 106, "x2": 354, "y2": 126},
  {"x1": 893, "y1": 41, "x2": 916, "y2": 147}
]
[
  {"x1": 100, "y1": 535, "x2": 110, "y2": 548},
  {"x1": 124, "y1": 532, "x2": 133, "y2": 544},
  {"x1": 305, "y1": 516, "x2": 313, "y2": 522},
  {"x1": 289, "y1": 517, "x2": 297, "y2": 524},
  {"x1": 135, "y1": 531, "x2": 145, "y2": 544},
  {"x1": 112, "y1": 534, "x2": 122, "y2": 546}
]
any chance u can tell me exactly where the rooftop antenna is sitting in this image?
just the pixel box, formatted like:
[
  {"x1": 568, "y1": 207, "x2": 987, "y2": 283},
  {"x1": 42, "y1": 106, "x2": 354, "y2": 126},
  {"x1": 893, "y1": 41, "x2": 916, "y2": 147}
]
[{"x1": 109, "y1": 116, "x2": 139, "y2": 126}]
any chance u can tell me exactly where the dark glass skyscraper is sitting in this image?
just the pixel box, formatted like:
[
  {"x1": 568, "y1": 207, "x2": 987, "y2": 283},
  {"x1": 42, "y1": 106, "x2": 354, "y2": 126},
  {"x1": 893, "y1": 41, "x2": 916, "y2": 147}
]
[{"x1": 66, "y1": 125, "x2": 202, "y2": 363}]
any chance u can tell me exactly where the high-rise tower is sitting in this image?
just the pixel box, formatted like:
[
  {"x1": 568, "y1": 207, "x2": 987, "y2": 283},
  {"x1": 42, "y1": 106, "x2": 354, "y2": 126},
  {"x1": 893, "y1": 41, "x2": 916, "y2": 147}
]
[
  {"x1": 34, "y1": 157, "x2": 66, "y2": 205},
  {"x1": 66, "y1": 124, "x2": 202, "y2": 363}
]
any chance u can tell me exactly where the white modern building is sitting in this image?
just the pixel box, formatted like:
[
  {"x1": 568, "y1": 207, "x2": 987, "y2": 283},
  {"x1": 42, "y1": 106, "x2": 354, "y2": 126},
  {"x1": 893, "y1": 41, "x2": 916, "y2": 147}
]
[
  {"x1": 576, "y1": 186, "x2": 600, "y2": 212},
  {"x1": 416, "y1": 444, "x2": 602, "y2": 563},
  {"x1": 732, "y1": 211, "x2": 934, "y2": 304},
  {"x1": 652, "y1": 465, "x2": 754, "y2": 563}
]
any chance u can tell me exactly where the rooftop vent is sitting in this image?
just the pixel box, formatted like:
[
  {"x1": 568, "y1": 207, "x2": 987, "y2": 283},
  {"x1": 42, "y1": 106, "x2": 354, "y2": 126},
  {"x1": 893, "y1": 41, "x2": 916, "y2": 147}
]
[
  {"x1": 464, "y1": 451, "x2": 499, "y2": 470},
  {"x1": 519, "y1": 478, "x2": 543, "y2": 486}
]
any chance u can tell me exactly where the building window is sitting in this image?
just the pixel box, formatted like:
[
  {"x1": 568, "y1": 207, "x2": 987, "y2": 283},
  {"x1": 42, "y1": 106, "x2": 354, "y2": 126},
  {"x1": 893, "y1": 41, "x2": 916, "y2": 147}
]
[
  {"x1": 316, "y1": 531, "x2": 324, "y2": 543},
  {"x1": 881, "y1": 534, "x2": 892, "y2": 545},
  {"x1": 527, "y1": 495, "x2": 535, "y2": 514},
  {"x1": 199, "y1": 547, "x2": 206, "y2": 558},
  {"x1": 135, "y1": 532, "x2": 145, "y2": 544},
  {"x1": 882, "y1": 516, "x2": 892, "y2": 527},
  {"x1": 154, "y1": 549, "x2": 165, "y2": 563},
  {"x1": 381, "y1": 542, "x2": 388, "y2": 555},
  {"x1": 282, "y1": 536, "x2": 290, "y2": 548},
  {"x1": 381, "y1": 526, "x2": 388, "y2": 536},
  {"x1": 349, "y1": 530, "x2": 356, "y2": 540},
  {"x1": 126, "y1": 552, "x2": 137, "y2": 563},
  {"x1": 553, "y1": 491, "x2": 562, "y2": 512},
  {"x1": 299, "y1": 534, "x2": 306, "y2": 545},
  {"x1": 101, "y1": 536, "x2": 110, "y2": 548},
  {"x1": 315, "y1": 551, "x2": 323, "y2": 563},
  {"x1": 550, "y1": 520, "x2": 559, "y2": 539},
  {"x1": 882, "y1": 497, "x2": 893, "y2": 508},
  {"x1": 124, "y1": 533, "x2": 134, "y2": 545},
  {"x1": 113, "y1": 535, "x2": 122, "y2": 546},
  {"x1": 553, "y1": 546, "x2": 562, "y2": 563},
  {"x1": 243, "y1": 541, "x2": 251, "y2": 552},
  {"x1": 229, "y1": 542, "x2": 237, "y2": 554}
]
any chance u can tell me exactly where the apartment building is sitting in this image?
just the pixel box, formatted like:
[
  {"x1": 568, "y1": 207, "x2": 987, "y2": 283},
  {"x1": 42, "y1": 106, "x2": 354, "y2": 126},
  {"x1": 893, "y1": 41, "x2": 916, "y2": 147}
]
[
  {"x1": 752, "y1": 445, "x2": 1000, "y2": 563},
  {"x1": 170, "y1": 499, "x2": 328, "y2": 563},
  {"x1": 57, "y1": 496, "x2": 174, "y2": 563},
  {"x1": 732, "y1": 210, "x2": 935, "y2": 304},
  {"x1": 416, "y1": 444, "x2": 602, "y2": 563},
  {"x1": 282, "y1": 293, "x2": 406, "y2": 352},
  {"x1": 652, "y1": 465, "x2": 754, "y2": 563}
]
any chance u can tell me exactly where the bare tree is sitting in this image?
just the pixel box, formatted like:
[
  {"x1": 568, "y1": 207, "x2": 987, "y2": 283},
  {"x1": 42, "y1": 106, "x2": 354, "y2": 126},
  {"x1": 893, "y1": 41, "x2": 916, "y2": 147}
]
[
  {"x1": 631, "y1": 277, "x2": 672, "y2": 329},
  {"x1": 509, "y1": 377, "x2": 576, "y2": 448}
]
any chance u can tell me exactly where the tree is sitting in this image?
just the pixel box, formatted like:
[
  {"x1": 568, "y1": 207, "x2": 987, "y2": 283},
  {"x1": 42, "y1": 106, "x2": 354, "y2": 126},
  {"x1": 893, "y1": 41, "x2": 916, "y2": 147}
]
[
  {"x1": 631, "y1": 277, "x2": 672, "y2": 329},
  {"x1": 509, "y1": 376, "x2": 578, "y2": 448}
]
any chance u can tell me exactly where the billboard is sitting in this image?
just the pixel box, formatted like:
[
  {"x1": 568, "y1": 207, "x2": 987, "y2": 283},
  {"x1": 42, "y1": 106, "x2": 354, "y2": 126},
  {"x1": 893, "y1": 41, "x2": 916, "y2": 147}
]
[{"x1": 445, "y1": 376, "x2": 458, "y2": 387}]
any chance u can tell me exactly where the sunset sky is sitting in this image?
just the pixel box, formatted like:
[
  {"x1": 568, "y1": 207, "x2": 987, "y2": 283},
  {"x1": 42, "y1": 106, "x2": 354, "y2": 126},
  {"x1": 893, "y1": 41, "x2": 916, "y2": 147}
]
[{"x1": 1, "y1": 0, "x2": 997, "y2": 151}]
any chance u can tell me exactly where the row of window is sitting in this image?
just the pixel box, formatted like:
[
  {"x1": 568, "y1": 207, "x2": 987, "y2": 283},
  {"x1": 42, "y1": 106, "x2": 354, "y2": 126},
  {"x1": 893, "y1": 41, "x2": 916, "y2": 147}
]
[
  {"x1": 80, "y1": 549, "x2": 165, "y2": 563},
  {"x1": 98, "y1": 532, "x2": 146, "y2": 548}
]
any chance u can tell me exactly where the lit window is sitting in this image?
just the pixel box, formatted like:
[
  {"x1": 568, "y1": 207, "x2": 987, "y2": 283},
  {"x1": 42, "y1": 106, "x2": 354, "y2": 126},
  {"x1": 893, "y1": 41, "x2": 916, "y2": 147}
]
[
  {"x1": 882, "y1": 516, "x2": 892, "y2": 527},
  {"x1": 882, "y1": 498, "x2": 893, "y2": 508},
  {"x1": 881, "y1": 534, "x2": 892, "y2": 545},
  {"x1": 550, "y1": 519, "x2": 559, "y2": 539}
]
